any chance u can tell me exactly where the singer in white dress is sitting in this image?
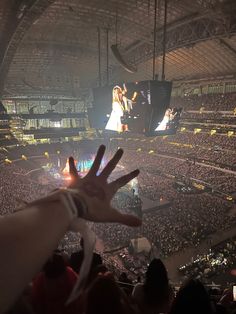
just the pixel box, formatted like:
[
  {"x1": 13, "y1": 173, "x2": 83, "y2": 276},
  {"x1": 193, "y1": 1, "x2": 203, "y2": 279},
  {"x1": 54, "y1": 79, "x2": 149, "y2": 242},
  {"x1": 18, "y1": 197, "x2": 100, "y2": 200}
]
[
  {"x1": 155, "y1": 108, "x2": 171, "y2": 131},
  {"x1": 105, "y1": 100, "x2": 124, "y2": 132},
  {"x1": 105, "y1": 86, "x2": 125, "y2": 132}
]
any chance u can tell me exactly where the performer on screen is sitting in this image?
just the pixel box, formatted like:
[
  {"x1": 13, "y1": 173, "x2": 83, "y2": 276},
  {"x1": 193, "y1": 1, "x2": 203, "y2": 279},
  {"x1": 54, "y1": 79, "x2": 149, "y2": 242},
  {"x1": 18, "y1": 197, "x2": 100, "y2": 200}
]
[
  {"x1": 105, "y1": 84, "x2": 137, "y2": 132},
  {"x1": 155, "y1": 108, "x2": 171, "y2": 131},
  {"x1": 155, "y1": 108, "x2": 178, "y2": 131}
]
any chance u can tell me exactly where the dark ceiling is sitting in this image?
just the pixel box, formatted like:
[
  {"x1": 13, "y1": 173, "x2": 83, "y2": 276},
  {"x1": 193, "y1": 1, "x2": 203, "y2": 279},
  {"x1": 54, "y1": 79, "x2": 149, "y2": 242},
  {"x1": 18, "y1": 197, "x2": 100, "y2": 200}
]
[{"x1": 0, "y1": 0, "x2": 236, "y2": 97}]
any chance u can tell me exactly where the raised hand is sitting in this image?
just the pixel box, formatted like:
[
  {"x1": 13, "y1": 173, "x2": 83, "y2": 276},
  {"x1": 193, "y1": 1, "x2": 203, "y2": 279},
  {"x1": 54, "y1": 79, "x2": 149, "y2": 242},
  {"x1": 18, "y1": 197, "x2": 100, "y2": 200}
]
[{"x1": 69, "y1": 145, "x2": 141, "y2": 227}]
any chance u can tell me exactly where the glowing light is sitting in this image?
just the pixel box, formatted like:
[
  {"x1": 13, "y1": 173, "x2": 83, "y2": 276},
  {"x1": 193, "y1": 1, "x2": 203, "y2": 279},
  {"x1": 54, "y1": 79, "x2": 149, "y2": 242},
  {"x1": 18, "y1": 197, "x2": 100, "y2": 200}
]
[
  {"x1": 64, "y1": 176, "x2": 72, "y2": 181},
  {"x1": 193, "y1": 182, "x2": 205, "y2": 190},
  {"x1": 44, "y1": 152, "x2": 49, "y2": 158},
  {"x1": 228, "y1": 131, "x2": 234, "y2": 137},
  {"x1": 194, "y1": 128, "x2": 201, "y2": 134},
  {"x1": 148, "y1": 150, "x2": 154, "y2": 154},
  {"x1": 181, "y1": 127, "x2": 186, "y2": 132},
  {"x1": 132, "y1": 92, "x2": 138, "y2": 101},
  {"x1": 57, "y1": 150, "x2": 60, "y2": 154},
  {"x1": 210, "y1": 129, "x2": 216, "y2": 135},
  {"x1": 4, "y1": 158, "x2": 12, "y2": 164},
  {"x1": 136, "y1": 148, "x2": 142, "y2": 152},
  {"x1": 199, "y1": 107, "x2": 204, "y2": 114},
  {"x1": 53, "y1": 121, "x2": 61, "y2": 128},
  {"x1": 21, "y1": 155, "x2": 27, "y2": 160},
  {"x1": 226, "y1": 196, "x2": 233, "y2": 201}
]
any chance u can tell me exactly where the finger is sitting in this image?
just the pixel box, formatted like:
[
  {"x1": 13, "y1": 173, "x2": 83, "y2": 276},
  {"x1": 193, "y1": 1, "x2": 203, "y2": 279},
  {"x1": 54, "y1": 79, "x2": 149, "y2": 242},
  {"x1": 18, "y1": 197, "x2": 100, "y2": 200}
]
[
  {"x1": 108, "y1": 207, "x2": 142, "y2": 227},
  {"x1": 88, "y1": 145, "x2": 106, "y2": 176},
  {"x1": 100, "y1": 148, "x2": 123, "y2": 179},
  {"x1": 69, "y1": 157, "x2": 79, "y2": 180},
  {"x1": 109, "y1": 169, "x2": 139, "y2": 193}
]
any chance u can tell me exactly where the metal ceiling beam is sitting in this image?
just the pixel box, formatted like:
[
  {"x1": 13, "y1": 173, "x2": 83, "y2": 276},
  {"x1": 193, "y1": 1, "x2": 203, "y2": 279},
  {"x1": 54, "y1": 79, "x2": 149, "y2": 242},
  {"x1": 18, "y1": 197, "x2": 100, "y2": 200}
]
[
  {"x1": 218, "y1": 38, "x2": 236, "y2": 57},
  {"x1": 125, "y1": 15, "x2": 236, "y2": 67},
  {"x1": 0, "y1": 0, "x2": 55, "y2": 97}
]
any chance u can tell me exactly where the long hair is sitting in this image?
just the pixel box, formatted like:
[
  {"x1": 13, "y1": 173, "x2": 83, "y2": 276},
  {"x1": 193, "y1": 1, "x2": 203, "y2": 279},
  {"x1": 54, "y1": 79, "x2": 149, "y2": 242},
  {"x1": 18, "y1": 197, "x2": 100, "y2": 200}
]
[
  {"x1": 169, "y1": 279, "x2": 213, "y2": 314},
  {"x1": 86, "y1": 277, "x2": 123, "y2": 314},
  {"x1": 112, "y1": 86, "x2": 123, "y2": 104},
  {"x1": 143, "y1": 258, "x2": 169, "y2": 307}
]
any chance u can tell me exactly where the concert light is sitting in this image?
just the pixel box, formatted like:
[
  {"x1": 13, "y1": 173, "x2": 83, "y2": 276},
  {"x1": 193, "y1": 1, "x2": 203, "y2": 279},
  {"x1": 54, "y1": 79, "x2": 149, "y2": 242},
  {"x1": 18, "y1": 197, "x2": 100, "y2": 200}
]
[
  {"x1": 210, "y1": 129, "x2": 216, "y2": 135},
  {"x1": 194, "y1": 128, "x2": 201, "y2": 134},
  {"x1": 4, "y1": 158, "x2": 12, "y2": 164}
]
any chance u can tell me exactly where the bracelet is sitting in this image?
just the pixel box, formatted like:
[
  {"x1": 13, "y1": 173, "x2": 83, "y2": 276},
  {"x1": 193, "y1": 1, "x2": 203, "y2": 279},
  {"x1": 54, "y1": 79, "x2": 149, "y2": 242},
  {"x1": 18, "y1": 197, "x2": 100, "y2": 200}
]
[
  {"x1": 59, "y1": 188, "x2": 88, "y2": 219},
  {"x1": 23, "y1": 189, "x2": 88, "y2": 222}
]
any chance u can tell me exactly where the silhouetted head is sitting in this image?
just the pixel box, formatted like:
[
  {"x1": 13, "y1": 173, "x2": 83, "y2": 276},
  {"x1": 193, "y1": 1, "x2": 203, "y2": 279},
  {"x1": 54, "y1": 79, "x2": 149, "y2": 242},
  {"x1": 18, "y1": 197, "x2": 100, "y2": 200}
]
[
  {"x1": 144, "y1": 258, "x2": 169, "y2": 306},
  {"x1": 86, "y1": 276, "x2": 124, "y2": 314},
  {"x1": 170, "y1": 279, "x2": 213, "y2": 314},
  {"x1": 43, "y1": 253, "x2": 66, "y2": 279}
]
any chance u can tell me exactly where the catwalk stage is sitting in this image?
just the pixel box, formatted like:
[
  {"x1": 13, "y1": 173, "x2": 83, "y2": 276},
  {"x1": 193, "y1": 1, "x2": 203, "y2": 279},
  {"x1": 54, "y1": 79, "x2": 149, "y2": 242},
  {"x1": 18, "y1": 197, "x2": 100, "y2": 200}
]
[{"x1": 141, "y1": 196, "x2": 170, "y2": 213}]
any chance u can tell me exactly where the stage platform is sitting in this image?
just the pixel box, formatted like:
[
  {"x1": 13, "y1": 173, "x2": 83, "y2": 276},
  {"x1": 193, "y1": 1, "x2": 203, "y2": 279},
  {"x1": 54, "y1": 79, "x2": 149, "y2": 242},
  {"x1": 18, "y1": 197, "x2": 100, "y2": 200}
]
[
  {"x1": 141, "y1": 196, "x2": 170, "y2": 213},
  {"x1": 119, "y1": 189, "x2": 170, "y2": 214}
]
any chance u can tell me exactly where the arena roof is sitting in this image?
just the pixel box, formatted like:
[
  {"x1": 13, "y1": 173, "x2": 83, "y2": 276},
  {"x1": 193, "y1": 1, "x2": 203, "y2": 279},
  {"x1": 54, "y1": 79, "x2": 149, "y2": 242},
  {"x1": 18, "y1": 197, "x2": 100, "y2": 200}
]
[{"x1": 0, "y1": 0, "x2": 236, "y2": 97}]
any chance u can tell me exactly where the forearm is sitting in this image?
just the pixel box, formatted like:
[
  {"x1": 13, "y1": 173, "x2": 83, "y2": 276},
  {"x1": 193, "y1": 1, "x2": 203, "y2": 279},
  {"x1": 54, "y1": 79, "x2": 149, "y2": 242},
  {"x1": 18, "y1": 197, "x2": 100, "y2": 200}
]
[{"x1": 0, "y1": 200, "x2": 70, "y2": 313}]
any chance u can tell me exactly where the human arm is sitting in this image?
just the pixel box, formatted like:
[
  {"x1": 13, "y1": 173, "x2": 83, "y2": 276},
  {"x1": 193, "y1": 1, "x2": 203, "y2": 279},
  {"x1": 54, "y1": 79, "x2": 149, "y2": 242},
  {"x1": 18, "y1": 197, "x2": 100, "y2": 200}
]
[
  {"x1": 0, "y1": 196, "x2": 70, "y2": 313},
  {"x1": 0, "y1": 145, "x2": 141, "y2": 312}
]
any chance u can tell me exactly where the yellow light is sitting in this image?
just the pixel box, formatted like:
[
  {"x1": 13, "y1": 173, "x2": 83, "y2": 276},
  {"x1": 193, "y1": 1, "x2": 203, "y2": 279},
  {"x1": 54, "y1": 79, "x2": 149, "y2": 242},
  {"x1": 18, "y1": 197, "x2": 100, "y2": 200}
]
[
  {"x1": 136, "y1": 148, "x2": 141, "y2": 152},
  {"x1": 21, "y1": 155, "x2": 27, "y2": 160},
  {"x1": 148, "y1": 150, "x2": 154, "y2": 154},
  {"x1": 210, "y1": 129, "x2": 216, "y2": 135},
  {"x1": 132, "y1": 91, "x2": 138, "y2": 101},
  {"x1": 57, "y1": 150, "x2": 60, "y2": 154},
  {"x1": 228, "y1": 131, "x2": 234, "y2": 137},
  {"x1": 181, "y1": 127, "x2": 186, "y2": 132},
  {"x1": 4, "y1": 158, "x2": 12, "y2": 164},
  {"x1": 199, "y1": 107, "x2": 204, "y2": 114},
  {"x1": 226, "y1": 196, "x2": 233, "y2": 201},
  {"x1": 194, "y1": 128, "x2": 201, "y2": 134},
  {"x1": 44, "y1": 152, "x2": 49, "y2": 158},
  {"x1": 193, "y1": 182, "x2": 205, "y2": 190}
]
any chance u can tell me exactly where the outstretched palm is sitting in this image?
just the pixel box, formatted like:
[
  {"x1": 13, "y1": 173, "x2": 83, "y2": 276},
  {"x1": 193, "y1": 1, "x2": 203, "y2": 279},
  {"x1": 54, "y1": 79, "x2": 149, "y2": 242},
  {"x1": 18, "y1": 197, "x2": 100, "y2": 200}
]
[{"x1": 69, "y1": 145, "x2": 141, "y2": 227}]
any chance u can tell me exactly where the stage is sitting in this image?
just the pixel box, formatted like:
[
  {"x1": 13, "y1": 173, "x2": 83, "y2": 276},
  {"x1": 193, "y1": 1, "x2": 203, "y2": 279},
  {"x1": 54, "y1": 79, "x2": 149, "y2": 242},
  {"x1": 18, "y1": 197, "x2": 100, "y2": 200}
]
[
  {"x1": 141, "y1": 196, "x2": 170, "y2": 213},
  {"x1": 120, "y1": 189, "x2": 170, "y2": 213}
]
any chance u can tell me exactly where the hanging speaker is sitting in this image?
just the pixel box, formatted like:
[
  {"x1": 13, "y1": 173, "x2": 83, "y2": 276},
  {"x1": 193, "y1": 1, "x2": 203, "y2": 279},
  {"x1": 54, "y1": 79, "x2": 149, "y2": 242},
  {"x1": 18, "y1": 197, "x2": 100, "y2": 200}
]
[{"x1": 110, "y1": 44, "x2": 137, "y2": 73}]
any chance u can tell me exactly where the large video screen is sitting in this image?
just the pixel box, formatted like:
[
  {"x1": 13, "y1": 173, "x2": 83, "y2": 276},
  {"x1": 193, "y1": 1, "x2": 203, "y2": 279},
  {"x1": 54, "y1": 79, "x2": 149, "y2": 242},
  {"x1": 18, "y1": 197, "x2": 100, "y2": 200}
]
[{"x1": 90, "y1": 80, "x2": 181, "y2": 136}]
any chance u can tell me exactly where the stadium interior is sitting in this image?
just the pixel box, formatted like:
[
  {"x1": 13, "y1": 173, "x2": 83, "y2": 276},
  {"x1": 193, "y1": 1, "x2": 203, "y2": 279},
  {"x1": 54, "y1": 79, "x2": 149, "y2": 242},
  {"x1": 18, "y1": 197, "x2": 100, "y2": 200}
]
[{"x1": 0, "y1": 0, "x2": 236, "y2": 313}]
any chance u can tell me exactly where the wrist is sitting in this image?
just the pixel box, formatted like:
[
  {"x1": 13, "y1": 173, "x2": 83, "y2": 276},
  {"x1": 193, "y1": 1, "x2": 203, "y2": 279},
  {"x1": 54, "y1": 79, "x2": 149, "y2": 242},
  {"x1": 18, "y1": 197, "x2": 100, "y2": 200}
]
[{"x1": 62, "y1": 188, "x2": 88, "y2": 219}]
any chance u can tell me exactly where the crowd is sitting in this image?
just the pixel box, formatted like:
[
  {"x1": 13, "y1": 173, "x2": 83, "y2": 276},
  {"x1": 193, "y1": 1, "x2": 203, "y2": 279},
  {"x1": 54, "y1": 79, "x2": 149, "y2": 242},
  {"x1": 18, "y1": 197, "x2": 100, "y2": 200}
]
[
  {"x1": 6, "y1": 248, "x2": 236, "y2": 314},
  {"x1": 171, "y1": 92, "x2": 236, "y2": 111},
  {"x1": 179, "y1": 237, "x2": 236, "y2": 283},
  {"x1": 0, "y1": 161, "x2": 49, "y2": 215},
  {"x1": 0, "y1": 135, "x2": 235, "y2": 260},
  {"x1": 0, "y1": 92, "x2": 236, "y2": 313}
]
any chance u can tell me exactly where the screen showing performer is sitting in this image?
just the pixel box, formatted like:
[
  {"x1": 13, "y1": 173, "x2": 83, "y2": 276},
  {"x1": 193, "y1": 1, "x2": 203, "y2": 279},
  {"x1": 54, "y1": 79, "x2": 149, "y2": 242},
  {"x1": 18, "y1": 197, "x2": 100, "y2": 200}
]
[
  {"x1": 105, "y1": 84, "x2": 138, "y2": 132},
  {"x1": 155, "y1": 107, "x2": 182, "y2": 133},
  {"x1": 91, "y1": 80, "x2": 180, "y2": 136},
  {"x1": 92, "y1": 81, "x2": 150, "y2": 133}
]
